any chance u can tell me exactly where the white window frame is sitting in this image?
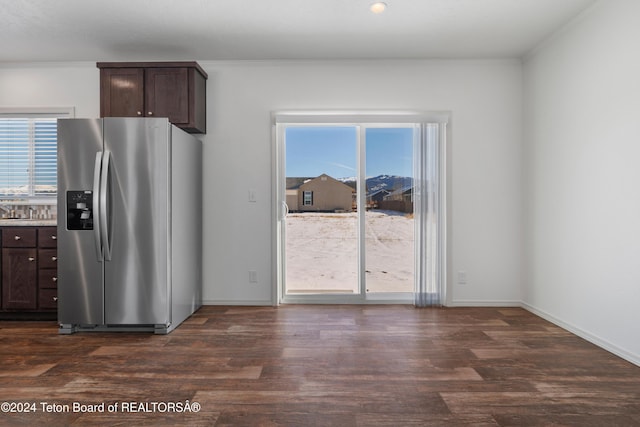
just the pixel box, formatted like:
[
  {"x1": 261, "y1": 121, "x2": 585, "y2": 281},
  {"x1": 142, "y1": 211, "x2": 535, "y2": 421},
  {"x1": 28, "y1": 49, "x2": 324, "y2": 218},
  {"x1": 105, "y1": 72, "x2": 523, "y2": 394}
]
[{"x1": 0, "y1": 107, "x2": 74, "y2": 202}]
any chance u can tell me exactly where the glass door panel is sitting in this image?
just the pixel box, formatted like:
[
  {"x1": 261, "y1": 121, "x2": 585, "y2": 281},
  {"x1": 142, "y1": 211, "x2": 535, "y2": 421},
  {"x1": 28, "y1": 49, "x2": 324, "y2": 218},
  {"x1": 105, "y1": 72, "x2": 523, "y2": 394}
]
[
  {"x1": 364, "y1": 127, "x2": 415, "y2": 294},
  {"x1": 283, "y1": 126, "x2": 359, "y2": 295}
]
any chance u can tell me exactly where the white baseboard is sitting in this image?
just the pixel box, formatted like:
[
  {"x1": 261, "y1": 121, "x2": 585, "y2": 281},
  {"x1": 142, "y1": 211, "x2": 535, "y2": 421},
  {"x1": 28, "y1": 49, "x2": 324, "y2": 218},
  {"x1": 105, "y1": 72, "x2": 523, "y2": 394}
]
[
  {"x1": 203, "y1": 298, "x2": 516, "y2": 307},
  {"x1": 202, "y1": 299, "x2": 274, "y2": 306},
  {"x1": 448, "y1": 299, "x2": 522, "y2": 307},
  {"x1": 521, "y1": 302, "x2": 640, "y2": 368}
]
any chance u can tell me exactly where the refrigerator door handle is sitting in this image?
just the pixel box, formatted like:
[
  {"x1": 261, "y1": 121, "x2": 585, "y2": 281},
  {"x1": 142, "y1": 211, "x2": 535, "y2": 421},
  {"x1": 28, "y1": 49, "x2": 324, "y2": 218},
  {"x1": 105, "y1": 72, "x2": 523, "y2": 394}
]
[
  {"x1": 93, "y1": 152, "x2": 103, "y2": 261},
  {"x1": 100, "y1": 150, "x2": 112, "y2": 261}
]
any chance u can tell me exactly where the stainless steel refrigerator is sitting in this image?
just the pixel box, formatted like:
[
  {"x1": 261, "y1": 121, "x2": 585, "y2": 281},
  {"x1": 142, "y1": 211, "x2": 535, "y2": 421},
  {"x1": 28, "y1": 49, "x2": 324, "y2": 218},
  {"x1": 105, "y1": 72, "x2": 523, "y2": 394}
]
[{"x1": 56, "y1": 118, "x2": 202, "y2": 334}]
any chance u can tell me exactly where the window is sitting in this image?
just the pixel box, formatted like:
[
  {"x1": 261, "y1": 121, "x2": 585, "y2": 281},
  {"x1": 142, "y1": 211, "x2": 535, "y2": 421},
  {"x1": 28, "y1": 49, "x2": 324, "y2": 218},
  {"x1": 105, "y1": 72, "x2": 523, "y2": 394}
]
[
  {"x1": 303, "y1": 191, "x2": 313, "y2": 206},
  {"x1": 0, "y1": 108, "x2": 72, "y2": 199}
]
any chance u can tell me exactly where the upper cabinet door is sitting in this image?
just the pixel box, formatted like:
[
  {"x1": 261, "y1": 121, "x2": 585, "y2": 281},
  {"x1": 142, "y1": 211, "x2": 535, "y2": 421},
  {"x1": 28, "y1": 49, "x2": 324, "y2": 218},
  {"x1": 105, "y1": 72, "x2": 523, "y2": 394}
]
[
  {"x1": 145, "y1": 67, "x2": 190, "y2": 125},
  {"x1": 98, "y1": 62, "x2": 207, "y2": 133},
  {"x1": 100, "y1": 68, "x2": 144, "y2": 118}
]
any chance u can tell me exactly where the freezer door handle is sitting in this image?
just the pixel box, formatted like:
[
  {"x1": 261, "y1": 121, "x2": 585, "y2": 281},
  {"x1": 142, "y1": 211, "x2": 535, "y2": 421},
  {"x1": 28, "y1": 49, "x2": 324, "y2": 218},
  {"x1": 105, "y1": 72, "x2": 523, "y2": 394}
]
[
  {"x1": 100, "y1": 150, "x2": 112, "y2": 261},
  {"x1": 93, "y1": 151, "x2": 103, "y2": 261}
]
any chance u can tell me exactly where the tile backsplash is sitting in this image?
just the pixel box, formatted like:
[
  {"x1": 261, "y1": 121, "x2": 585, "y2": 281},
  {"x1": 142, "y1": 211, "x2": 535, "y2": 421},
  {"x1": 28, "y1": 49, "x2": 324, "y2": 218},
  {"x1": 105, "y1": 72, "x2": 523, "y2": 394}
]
[{"x1": 0, "y1": 203, "x2": 57, "y2": 220}]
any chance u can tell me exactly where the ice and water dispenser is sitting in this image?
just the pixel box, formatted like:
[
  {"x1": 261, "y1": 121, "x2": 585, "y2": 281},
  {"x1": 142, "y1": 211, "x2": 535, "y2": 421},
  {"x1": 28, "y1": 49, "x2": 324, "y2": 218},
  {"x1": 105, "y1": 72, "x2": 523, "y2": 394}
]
[{"x1": 66, "y1": 191, "x2": 93, "y2": 230}]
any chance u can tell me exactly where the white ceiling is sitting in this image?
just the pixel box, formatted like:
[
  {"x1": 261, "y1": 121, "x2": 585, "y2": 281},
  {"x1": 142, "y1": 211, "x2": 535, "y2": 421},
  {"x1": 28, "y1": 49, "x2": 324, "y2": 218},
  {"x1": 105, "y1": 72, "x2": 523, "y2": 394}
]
[{"x1": 1, "y1": 0, "x2": 597, "y2": 62}]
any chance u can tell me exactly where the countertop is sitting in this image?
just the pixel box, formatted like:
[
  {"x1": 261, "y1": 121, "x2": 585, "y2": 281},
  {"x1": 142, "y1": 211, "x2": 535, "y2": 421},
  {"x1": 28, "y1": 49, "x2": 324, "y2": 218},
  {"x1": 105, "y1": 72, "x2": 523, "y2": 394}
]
[{"x1": 0, "y1": 219, "x2": 57, "y2": 227}]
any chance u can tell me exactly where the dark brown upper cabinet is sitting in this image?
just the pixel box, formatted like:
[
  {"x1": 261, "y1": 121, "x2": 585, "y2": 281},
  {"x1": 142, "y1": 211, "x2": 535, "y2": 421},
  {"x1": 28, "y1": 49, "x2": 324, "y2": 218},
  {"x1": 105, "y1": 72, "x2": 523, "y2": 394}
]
[{"x1": 97, "y1": 62, "x2": 207, "y2": 134}]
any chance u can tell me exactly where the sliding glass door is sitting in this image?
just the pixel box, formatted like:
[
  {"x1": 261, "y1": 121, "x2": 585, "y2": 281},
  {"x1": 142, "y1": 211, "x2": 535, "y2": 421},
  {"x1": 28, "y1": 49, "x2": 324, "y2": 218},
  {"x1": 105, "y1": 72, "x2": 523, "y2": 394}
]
[
  {"x1": 363, "y1": 127, "x2": 416, "y2": 295},
  {"x1": 275, "y1": 113, "x2": 446, "y2": 305},
  {"x1": 283, "y1": 126, "x2": 359, "y2": 295}
]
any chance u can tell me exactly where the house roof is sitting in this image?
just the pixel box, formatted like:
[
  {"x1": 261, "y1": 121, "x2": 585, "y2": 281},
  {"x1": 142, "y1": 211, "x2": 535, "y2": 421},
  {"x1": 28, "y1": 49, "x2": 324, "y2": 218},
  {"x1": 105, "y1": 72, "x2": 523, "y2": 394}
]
[
  {"x1": 367, "y1": 188, "x2": 391, "y2": 198},
  {"x1": 385, "y1": 185, "x2": 413, "y2": 197},
  {"x1": 299, "y1": 174, "x2": 355, "y2": 192},
  {"x1": 286, "y1": 177, "x2": 312, "y2": 190}
]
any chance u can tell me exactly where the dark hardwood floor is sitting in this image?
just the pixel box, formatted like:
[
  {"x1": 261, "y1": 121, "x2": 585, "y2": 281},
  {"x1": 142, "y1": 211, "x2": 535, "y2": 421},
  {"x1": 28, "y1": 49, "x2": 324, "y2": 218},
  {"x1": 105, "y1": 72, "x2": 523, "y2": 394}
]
[{"x1": 0, "y1": 306, "x2": 639, "y2": 426}]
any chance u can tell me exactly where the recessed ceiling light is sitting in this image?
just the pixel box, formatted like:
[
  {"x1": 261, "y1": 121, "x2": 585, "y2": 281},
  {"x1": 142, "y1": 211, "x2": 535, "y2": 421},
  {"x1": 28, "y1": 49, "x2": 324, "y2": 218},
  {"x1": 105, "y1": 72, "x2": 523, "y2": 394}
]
[{"x1": 370, "y1": 2, "x2": 387, "y2": 14}]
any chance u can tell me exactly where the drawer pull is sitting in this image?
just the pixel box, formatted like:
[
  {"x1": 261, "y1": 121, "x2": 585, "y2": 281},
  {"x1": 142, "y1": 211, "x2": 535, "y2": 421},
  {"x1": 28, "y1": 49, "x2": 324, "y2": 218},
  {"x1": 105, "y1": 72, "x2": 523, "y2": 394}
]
[
  {"x1": 52, "y1": 277, "x2": 58, "y2": 282},
  {"x1": 53, "y1": 297, "x2": 58, "y2": 302},
  {"x1": 14, "y1": 235, "x2": 21, "y2": 241},
  {"x1": 28, "y1": 257, "x2": 35, "y2": 262},
  {"x1": 51, "y1": 256, "x2": 57, "y2": 261},
  {"x1": 51, "y1": 235, "x2": 57, "y2": 240}
]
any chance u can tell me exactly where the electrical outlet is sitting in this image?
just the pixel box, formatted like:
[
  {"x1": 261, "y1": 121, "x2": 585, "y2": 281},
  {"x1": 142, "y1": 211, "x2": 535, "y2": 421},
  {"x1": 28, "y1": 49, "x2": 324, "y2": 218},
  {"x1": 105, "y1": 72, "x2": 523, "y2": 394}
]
[
  {"x1": 249, "y1": 270, "x2": 258, "y2": 283},
  {"x1": 457, "y1": 271, "x2": 467, "y2": 285}
]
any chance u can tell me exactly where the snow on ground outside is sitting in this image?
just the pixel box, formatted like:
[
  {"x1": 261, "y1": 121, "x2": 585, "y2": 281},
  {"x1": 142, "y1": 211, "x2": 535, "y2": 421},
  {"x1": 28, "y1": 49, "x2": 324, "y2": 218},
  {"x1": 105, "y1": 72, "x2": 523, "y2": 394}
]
[{"x1": 285, "y1": 211, "x2": 414, "y2": 293}]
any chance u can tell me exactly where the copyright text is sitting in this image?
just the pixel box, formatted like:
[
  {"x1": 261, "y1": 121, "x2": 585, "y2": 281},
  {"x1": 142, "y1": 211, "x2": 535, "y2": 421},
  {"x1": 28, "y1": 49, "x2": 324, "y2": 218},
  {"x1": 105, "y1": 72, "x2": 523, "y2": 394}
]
[{"x1": 1, "y1": 400, "x2": 201, "y2": 414}]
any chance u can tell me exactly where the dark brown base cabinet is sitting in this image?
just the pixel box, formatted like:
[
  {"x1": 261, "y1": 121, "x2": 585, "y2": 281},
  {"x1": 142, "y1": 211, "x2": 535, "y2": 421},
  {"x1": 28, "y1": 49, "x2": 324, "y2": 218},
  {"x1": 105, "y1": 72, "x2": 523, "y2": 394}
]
[
  {"x1": 1, "y1": 227, "x2": 57, "y2": 319},
  {"x1": 98, "y1": 62, "x2": 207, "y2": 134}
]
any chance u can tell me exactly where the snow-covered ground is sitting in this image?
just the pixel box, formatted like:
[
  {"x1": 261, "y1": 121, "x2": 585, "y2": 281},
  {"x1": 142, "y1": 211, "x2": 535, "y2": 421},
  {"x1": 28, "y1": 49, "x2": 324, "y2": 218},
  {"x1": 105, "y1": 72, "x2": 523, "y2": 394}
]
[{"x1": 285, "y1": 211, "x2": 414, "y2": 294}]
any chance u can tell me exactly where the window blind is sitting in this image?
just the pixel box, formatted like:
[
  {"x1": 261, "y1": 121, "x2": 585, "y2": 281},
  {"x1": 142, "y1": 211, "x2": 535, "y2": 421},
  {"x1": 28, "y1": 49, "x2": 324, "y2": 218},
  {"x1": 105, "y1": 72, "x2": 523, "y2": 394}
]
[{"x1": 0, "y1": 117, "x2": 58, "y2": 197}]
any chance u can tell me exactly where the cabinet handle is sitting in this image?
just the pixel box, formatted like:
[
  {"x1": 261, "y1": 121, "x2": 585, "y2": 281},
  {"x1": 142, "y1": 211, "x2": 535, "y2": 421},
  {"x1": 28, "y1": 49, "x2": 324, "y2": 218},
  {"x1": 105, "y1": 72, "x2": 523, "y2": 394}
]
[
  {"x1": 14, "y1": 235, "x2": 21, "y2": 241},
  {"x1": 53, "y1": 297, "x2": 58, "y2": 302},
  {"x1": 52, "y1": 277, "x2": 58, "y2": 282},
  {"x1": 51, "y1": 235, "x2": 57, "y2": 240},
  {"x1": 28, "y1": 257, "x2": 35, "y2": 262},
  {"x1": 52, "y1": 256, "x2": 58, "y2": 261},
  {"x1": 148, "y1": 111, "x2": 153, "y2": 116},
  {"x1": 137, "y1": 111, "x2": 142, "y2": 116}
]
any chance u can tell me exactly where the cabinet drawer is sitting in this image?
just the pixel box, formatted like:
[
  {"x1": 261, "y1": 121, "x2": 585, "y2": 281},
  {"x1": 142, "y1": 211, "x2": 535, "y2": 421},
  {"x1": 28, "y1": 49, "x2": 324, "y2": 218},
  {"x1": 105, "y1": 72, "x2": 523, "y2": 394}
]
[
  {"x1": 2, "y1": 228, "x2": 37, "y2": 247},
  {"x1": 38, "y1": 249, "x2": 58, "y2": 269},
  {"x1": 38, "y1": 228, "x2": 58, "y2": 248},
  {"x1": 39, "y1": 269, "x2": 58, "y2": 289},
  {"x1": 38, "y1": 289, "x2": 58, "y2": 310}
]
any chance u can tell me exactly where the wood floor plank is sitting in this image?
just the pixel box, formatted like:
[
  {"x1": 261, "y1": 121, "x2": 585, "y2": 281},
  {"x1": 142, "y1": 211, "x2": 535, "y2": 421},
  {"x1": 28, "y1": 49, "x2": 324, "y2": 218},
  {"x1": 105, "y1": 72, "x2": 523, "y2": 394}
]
[{"x1": 0, "y1": 306, "x2": 638, "y2": 426}]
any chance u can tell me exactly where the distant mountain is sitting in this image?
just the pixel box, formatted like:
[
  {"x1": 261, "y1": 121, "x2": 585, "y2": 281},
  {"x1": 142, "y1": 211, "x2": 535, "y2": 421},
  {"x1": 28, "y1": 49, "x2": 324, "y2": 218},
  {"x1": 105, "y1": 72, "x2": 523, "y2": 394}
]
[
  {"x1": 339, "y1": 175, "x2": 413, "y2": 193},
  {"x1": 288, "y1": 174, "x2": 412, "y2": 193}
]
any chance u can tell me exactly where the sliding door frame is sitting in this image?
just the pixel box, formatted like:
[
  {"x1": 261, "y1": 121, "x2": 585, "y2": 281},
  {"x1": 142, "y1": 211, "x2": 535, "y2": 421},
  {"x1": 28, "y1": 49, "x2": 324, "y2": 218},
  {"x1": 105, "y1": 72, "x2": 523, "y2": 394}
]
[{"x1": 272, "y1": 111, "x2": 450, "y2": 306}]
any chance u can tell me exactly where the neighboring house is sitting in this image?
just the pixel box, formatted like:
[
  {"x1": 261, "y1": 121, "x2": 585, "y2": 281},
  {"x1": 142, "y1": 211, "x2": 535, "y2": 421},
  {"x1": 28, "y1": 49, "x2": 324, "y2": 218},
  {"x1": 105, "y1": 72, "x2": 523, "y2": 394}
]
[
  {"x1": 380, "y1": 185, "x2": 413, "y2": 213},
  {"x1": 285, "y1": 189, "x2": 298, "y2": 213},
  {"x1": 366, "y1": 188, "x2": 390, "y2": 209},
  {"x1": 288, "y1": 174, "x2": 355, "y2": 212},
  {"x1": 285, "y1": 177, "x2": 308, "y2": 212},
  {"x1": 384, "y1": 185, "x2": 413, "y2": 203}
]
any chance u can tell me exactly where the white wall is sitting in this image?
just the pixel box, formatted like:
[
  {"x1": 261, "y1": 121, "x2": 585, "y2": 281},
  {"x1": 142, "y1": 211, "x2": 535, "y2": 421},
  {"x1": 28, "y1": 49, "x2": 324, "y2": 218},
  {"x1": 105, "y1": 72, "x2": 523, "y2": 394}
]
[
  {"x1": 0, "y1": 59, "x2": 524, "y2": 307},
  {"x1": 201, "y1": 60, "x2": 523, "y2": 305},
  {"x1": 523, "y1": 0, "x2": 640, "y2": 364},
  {"x1": 0, "y1": 62, "x2": 99, "y2": 117}
]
